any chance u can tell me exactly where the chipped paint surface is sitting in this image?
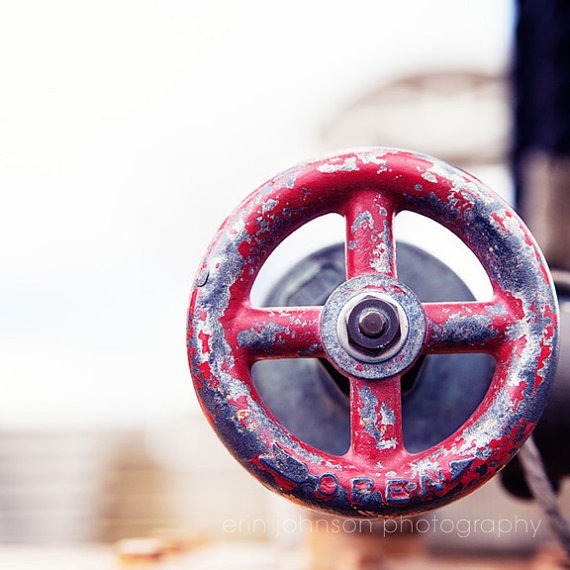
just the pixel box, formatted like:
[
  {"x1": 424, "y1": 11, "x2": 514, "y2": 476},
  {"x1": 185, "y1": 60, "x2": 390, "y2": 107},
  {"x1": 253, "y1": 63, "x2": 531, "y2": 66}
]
[
  {"x1": 317, "y1": 156, "x2": 359, "y2": 173},
  {"x1": 187, "y1": 148, "x2": 559, "y2": 518},
  {"x1": 357, "y1": 386, "x2": 397, "y2": 451},
  {"x1": 351, "y1": 211, "x2": 375, "y2": 233}
]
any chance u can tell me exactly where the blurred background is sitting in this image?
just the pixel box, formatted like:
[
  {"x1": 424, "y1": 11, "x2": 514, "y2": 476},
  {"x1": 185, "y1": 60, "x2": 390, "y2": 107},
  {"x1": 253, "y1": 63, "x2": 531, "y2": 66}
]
[{"x1": 1, "y1": 0, "x2": 567, "y2": 568}]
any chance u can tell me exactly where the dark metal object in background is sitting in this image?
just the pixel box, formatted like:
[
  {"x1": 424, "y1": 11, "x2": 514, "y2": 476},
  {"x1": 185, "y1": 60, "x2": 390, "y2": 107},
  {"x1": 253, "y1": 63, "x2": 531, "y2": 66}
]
[
  {"x1": 514, "y1": 0, "x2": 570, "y2": 271},
  {"x1": 254, "y1": 243, "x2": 494, "y2": 456}
]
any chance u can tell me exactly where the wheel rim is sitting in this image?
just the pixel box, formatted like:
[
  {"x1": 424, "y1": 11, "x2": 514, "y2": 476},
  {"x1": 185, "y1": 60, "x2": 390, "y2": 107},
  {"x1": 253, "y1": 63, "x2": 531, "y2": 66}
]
[{"x1": 187, "y1": 148, "x2": 559, "y2": 517}]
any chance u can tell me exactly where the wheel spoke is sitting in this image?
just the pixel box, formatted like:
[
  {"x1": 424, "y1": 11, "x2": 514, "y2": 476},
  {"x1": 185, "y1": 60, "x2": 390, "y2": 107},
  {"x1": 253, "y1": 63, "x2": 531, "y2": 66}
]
[
  {"x1": 232, "y1": 306, "x2": 324, "y2": 360},
  {"x1": 349, "y1": 376, "x2": 403, "y2": 461},
  {"x1": 343, "y1": 191, "x2": 397, "y2": 279},
  {"x1": 423, "y1": 300, "x2": 516, "y2": 354}
]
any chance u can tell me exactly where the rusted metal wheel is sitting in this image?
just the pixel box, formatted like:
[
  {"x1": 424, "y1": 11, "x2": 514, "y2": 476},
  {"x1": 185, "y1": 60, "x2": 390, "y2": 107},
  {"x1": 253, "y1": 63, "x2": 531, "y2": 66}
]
[{"x1": 187, "y1": 149, "x2": 559, "y2": 517}]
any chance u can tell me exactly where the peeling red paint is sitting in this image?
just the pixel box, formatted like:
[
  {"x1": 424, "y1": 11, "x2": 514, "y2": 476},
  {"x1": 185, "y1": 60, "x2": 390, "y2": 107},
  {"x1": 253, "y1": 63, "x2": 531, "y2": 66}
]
[
  {"x1": 197, "y1": 330, "x2": 210, "y2": 354},
  {"x1": 187, "y1": 149, "x2": 559, "y2": 518}
]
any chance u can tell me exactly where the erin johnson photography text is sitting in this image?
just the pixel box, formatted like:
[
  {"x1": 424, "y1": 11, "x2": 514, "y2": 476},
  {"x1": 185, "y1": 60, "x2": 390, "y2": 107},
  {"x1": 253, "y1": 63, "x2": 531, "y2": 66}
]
[{"x1": 223, "y1": 515, "x2": 542, "y2": 539}]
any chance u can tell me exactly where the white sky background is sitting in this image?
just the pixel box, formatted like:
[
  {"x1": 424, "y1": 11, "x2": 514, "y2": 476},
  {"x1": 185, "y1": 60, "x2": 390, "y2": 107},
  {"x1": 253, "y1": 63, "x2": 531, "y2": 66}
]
[{"x1": 0, "y1": 1, "x2": 514, "y2": 427}]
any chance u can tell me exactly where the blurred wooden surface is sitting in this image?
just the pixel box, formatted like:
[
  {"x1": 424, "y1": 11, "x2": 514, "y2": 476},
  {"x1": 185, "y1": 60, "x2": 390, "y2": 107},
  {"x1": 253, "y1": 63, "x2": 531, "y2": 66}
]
[{"x1": 0, "y1": 542, "x2": 564, "y2": 570}]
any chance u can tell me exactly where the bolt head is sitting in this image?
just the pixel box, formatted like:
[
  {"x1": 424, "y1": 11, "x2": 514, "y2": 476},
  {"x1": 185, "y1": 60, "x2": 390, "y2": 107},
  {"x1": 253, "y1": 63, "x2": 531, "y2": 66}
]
[
  {"x1": 345, "y1": 295, "x2": 402, "y2": 355},
  {"x1": 358, "y1": 309, "x2": 387, "y2": 338}
]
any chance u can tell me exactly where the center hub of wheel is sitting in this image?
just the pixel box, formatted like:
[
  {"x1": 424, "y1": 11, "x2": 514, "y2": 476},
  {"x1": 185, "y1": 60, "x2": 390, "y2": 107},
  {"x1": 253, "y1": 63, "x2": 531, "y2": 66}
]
[
  {"x1": 339, "y1": 292, "x2": 408, "y2": 363},
  {"x1": 320, "y1": 274, "x2": 426, "y2": 380},
  {"x1": 346, "y1": 296, "x2": 402, "y2": 355}
]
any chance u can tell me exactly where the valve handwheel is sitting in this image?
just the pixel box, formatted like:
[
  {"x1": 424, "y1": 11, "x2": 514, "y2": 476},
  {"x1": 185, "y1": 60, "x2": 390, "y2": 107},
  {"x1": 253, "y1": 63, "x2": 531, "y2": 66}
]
[{"x1": 187, "y1": 149, "x2": 559, "y2": 517}]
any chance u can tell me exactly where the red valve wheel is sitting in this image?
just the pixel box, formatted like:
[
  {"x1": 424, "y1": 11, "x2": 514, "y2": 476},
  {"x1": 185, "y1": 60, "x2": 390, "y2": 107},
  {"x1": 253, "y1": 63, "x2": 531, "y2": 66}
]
[{"x1": 187, "y1": 149, "x2": 559, "y2": 517}]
